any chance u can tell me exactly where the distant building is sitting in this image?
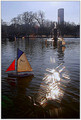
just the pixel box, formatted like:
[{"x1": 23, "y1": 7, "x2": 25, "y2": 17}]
[{"x1": 58, "y1": 8, "x2": 64, "y2": 24}]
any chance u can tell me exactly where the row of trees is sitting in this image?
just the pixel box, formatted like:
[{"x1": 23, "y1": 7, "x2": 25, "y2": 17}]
[
  {"x1": 57, "y1": 22, "x2": 80, "y2": 37},
  {"x1": 1, "y1": 11, "x2": 80, "y2": 39}
]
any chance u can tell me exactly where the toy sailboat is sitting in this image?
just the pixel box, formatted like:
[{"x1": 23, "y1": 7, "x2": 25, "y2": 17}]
[{"x1": 6, "y1": 48, "x2": 34, "y2": 77}]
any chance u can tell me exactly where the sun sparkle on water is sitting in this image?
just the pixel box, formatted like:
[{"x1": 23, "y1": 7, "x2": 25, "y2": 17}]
[{"x1": 37, "y1": 63, "x2": 70, "y2": 105}]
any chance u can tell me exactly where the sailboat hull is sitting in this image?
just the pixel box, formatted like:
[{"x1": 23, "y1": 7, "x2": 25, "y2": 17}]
[{"x1": 8, "y1": 72, "x2": 34, "y2": 78}]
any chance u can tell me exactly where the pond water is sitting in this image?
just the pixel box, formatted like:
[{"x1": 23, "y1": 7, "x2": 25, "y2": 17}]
[{"x1": 1, "y1": 38, "x2": 80, "y2": 118}]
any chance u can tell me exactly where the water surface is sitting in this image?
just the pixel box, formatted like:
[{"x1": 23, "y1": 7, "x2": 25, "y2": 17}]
[{"x1": 1, "y1": 38, "x2": 80, "y2": 118}]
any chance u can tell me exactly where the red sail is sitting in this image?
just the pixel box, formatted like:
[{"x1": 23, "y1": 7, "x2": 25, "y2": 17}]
[{"x1": 6, "y1": 60, "x2": 15, "y2": 72}]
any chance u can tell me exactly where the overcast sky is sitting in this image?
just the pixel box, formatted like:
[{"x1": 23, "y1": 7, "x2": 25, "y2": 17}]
[{"x1": 1, "y1": 1, "x2": 80, "y2": 24}]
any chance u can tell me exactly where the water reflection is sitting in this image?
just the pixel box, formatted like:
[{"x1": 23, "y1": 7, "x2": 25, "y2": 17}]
[
  {"x1": 6, "y1": 77, "x2": 17, "y2": 86},
  {"x1": 55, "y1": 45, "x2": 65, "y2": 66},
  {"x1": 17, "y1": 76, "x2": 33, "y2": 97},
  {"x1": 36, "y1": 63, "x2": 70, "y2": 117},
  {"x1": 57, "y1": 46, "x2": 65, "y2": 62},
  {"x1": 53, "y1": 41, "x2": 57, "y2": 49},
  {"x1": 2, "y1": 76, "x2": 51, "y2": 118},
  {"x1": 45, "y1": 39, "x2": 66, "y2": 66},
  {"x1": 2, "y1": 38, "x2": 80, "y2": 118},
  {"x1": 45, "y1": 39, "x2": 54, "y2": 48},
  {"x1": 6, "y1": 76, "x2": 33, "y2": 97}
]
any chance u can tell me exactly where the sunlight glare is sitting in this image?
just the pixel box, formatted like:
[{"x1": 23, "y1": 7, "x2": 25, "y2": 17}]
[{"x1": 37, "y1": 63, "x2": 70, "y2": 105}]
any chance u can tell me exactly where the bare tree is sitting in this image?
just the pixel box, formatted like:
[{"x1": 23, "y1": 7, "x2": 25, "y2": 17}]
[
  {"x1": 11, "y1": 17, "x2": 18, "y2": 28},
  {"x1": 17, "y1": 14, "x2": 23, "y2": 25},
  {"x1": 1, "y1": 19, "x2": 7, "y2": 25},
  {"x1": 33, "y1": 11, "x2": 45, "y2": 27},
  {"x1": 22, "y1": 11, "x2": 34, "y2": 25}
]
